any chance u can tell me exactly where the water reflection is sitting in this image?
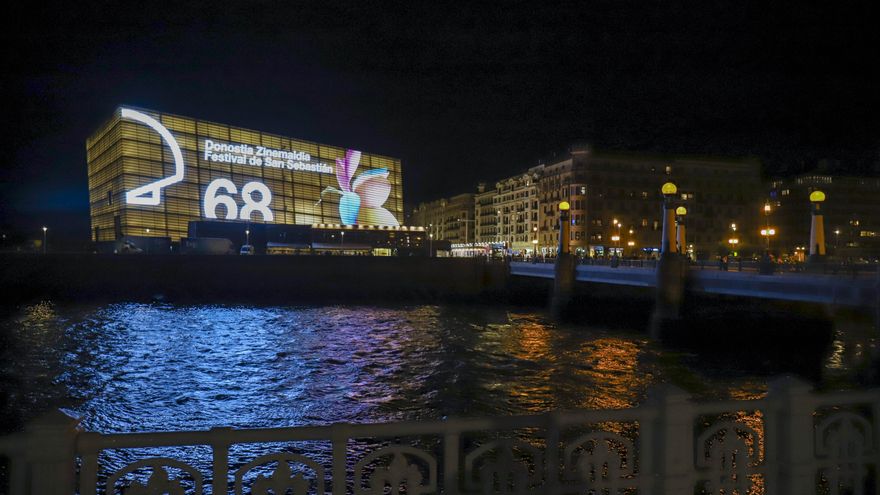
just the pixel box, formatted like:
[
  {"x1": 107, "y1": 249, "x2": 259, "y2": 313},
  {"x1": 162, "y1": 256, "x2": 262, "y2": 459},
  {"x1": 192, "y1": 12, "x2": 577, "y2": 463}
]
[{"x1": 0, "y1": 302, "x2": 873, "y2": 437}]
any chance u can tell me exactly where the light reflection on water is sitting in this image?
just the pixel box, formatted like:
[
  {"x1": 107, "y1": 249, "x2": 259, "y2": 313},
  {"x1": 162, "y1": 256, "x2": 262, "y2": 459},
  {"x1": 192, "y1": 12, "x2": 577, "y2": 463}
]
[
  {"x1": 1, "y1": 301, "x2": 783, "y2": 433},
  {"x1": 0, "y1": 302, "x2": 875, "y2": 489}
]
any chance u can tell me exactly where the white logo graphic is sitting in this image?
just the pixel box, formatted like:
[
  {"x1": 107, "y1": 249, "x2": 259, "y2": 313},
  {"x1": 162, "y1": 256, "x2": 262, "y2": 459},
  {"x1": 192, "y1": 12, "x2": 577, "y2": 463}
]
[{"x1": 122, "y1": 108, "x2": 185, "y2": 205}]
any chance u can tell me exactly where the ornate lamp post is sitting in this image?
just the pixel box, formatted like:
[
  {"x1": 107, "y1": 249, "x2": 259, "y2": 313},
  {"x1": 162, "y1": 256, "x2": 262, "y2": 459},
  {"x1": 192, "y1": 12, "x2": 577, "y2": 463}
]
[
  {"x1": 660, "y1": 182, "x2": 677, "y2": 255},
  {"x1": 675, "y1": 206, "x2": 687, "y2": 257},
  {"x1": 809, "y1": 190, "x2": 827, "y2": 259},
  {"x1": 42, "y1": 226, "x2": 47, "y2": 254}
]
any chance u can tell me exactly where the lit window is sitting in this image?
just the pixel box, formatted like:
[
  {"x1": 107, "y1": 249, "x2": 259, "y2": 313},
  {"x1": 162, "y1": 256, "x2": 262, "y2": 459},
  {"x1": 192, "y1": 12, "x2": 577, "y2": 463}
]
[{"x1": 665, "y1": 166, "x2": 672, "y2": 175}]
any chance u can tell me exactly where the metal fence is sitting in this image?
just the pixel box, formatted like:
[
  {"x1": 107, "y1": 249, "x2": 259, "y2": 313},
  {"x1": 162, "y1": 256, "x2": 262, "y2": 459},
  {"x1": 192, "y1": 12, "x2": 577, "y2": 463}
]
[
  {"x1": 1, "y1": 377, "x2": 877, "y2": 494},
  {"x1": 521, "y1": 255, "x2": 879, "y2": 276}
]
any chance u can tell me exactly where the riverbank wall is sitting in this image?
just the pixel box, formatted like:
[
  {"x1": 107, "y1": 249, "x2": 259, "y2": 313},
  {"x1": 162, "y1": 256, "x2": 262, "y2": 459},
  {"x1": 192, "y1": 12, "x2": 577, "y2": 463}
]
[{"x1": 0, "y1": 254, "x2": 509, "y2": 305}]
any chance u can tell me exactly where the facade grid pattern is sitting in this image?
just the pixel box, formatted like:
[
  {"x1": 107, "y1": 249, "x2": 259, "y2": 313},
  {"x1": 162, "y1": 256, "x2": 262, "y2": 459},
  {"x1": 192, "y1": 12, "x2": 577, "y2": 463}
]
[{"x1": 87, "y1": 108, "x2": 403, "y2": 242}]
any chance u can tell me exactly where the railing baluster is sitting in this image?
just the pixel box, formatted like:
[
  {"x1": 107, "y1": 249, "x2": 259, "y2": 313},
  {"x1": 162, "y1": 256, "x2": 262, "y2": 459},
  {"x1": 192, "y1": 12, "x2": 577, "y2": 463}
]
[
  {"x1": 77, "y1": 431, "x2": 104, "y2": 495},
  {"x1": 331, "y1": 425, "x2": 349, "y2": 495},
  {"x1": 543, "y1": 413, "x2": 560, "y2": 495},
  {"x1": 637, "y1": 413, "x2": 655, "y2": 495},
  {"x1": 443, "y1": 429, "x2": 460, "y2": 495},
  {"x1": 211, "y1": 427, "x2": 232, "y2": 495},
  {"x1": 10, "y1": 455, "x2": 27, "y2": 495},
  {"x1": 79, "y1": 447, "x2": 99, "y2": 495}
]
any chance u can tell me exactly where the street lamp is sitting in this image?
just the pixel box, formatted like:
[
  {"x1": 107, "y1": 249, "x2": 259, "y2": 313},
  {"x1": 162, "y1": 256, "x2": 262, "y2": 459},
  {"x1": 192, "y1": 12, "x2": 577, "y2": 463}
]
[
  {"x1": 429, "y1": 232, "x2": 433, "y2": 257},
  {"x1": 340, "y1": 230, "x2": 345, "y2": 249},
  {"x1": 660, "y1": 182, "x2": 677, "y2": 254},
  {"x1": 532, "y1": 226, "x2": 538, "y2": 256},
  {"x1": 42, "y1": 226, "x2": 47, "y2": 254},
  {"x1": 675, "y1": 206, "x2": 687, "y2": 256},
  {"x1": 457, "y1": 217, "x2": 475, "y2": 245},
  {"x1": 760, "y1": 228, "x2": 776, "y2": 251},
  {"x1": 834, "y1": 229, "x2": 840, "y2": 249},
  {"x1": 245, "y1": 229, "x2": 250, "y2": 246}
]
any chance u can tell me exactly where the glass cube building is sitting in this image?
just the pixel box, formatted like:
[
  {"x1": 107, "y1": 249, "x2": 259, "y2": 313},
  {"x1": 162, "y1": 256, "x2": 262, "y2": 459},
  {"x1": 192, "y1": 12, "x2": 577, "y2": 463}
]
[{"x1": 87, "y1": 107, "x2": 404, "y2": 242}]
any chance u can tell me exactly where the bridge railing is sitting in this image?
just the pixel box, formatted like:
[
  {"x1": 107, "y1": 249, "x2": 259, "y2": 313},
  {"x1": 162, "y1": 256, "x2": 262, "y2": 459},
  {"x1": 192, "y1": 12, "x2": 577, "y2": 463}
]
[
  {"x1": 523, "y1": 255, "x2": 878, "y2": 277},
  {"x1": 1, "y1": 377, "x2": 877, "y2": 494}
]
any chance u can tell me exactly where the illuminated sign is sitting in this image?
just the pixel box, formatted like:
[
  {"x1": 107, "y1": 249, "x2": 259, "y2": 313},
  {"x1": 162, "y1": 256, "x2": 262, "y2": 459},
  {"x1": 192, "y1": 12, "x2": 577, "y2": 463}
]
[
  {"x1": 203, "y1": 179, "x2": 274, "y2": 221},
  {"x1": 319, "y1": 150, "x2": 399, "y2": 226},
  {"x1": 122, "y1": 108, "x2": 185, "y2": 205},
  {"x1": 202, "y1": 139, "x2": 334, "y2": 174},
  {"x1": 119, "y1": 107, "x2": 399, "y2": 227}
]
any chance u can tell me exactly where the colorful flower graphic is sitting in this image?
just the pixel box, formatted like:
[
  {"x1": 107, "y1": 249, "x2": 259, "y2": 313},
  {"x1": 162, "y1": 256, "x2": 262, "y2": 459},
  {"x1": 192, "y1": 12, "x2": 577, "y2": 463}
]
[{"x1": 320, "y1": 150, "x2": 400, "y2": 226}]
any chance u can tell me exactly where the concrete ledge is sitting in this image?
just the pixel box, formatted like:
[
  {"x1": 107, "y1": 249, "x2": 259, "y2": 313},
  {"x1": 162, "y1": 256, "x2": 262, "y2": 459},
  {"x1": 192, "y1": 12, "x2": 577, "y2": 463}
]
[{"x1": 0, "y1": 254, "x2": 509, "y2": 305}]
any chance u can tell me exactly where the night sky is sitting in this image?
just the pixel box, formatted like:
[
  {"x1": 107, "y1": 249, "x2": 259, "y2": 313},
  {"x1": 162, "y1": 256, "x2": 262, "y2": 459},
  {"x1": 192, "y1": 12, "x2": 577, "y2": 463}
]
[{"x1": 3, "y1": 2, "x2": 878, "y2": 241}]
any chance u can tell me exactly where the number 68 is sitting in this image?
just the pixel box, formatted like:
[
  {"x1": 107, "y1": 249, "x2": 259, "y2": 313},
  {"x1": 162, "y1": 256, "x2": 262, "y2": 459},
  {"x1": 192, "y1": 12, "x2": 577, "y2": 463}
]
[{"x1": 203, "y1": 178, "x2": 274, "y2": 222}]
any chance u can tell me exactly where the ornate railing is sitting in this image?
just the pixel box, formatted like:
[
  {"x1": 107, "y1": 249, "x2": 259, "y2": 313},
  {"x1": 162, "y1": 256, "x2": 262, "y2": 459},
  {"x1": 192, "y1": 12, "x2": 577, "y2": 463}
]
[{"x1": 1, "y1": 376, "x2": 877, "y2": 494}]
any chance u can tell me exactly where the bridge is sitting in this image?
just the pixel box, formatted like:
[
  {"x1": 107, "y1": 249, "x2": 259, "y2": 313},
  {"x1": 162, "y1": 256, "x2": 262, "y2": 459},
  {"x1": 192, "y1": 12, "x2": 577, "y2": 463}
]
[{"x1": 511, "y1": 261, "x2": 879, "y2": 308}]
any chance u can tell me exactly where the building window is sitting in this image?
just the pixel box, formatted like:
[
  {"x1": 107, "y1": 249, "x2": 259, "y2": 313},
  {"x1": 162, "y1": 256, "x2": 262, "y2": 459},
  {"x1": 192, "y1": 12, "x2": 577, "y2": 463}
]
[
  {"x1": 107, "y1": 190, "x2": 113, "y2": 206},
  {"x1": 665, "y1": 165, "x2": 672, "y2": 175},
  {"x1": 642, "y1": 218, "x2": 648, "y2": 227},
  {"x1": 653, "y1": 220, "x2": 659, "y2": 231}
]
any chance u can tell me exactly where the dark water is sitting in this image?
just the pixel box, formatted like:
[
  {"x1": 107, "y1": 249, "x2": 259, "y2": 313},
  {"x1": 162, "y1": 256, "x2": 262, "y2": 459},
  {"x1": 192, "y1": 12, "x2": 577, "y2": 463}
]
[
  {"x1": 2, "y1": 301, "x2": 876, "y2": 434},
  {"x1": 0, "y1": 301, "x2": 876, "y2": 488}
]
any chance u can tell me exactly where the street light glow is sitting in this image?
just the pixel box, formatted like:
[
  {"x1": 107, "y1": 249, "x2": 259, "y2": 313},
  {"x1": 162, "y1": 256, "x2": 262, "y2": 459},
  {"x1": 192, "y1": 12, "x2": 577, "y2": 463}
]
[
  {"x1": 661, "y1": 182, "x2": 677, "y2": 195},
  {"x1": 558, "y1": 201, "x2": 570, "y2": 211},
  {"x1": 809, "y1": 190, "x2": 826, "y2": 203},
  {"x1": 675, "y1": 206, "x2": 687, "y2": 216}
]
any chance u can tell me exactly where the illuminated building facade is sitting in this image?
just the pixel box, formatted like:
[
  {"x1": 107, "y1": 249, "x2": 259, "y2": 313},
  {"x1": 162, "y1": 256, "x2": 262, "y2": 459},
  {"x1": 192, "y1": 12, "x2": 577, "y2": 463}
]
[
  {"x1": 493, "y1": 167, "x2": 542, "y2": 253},
  {"x1": 768, "y1": 174, "x2": 880, "y2": 258},
  {"x1": 87, "y1": 107, "x2": 403, "y2": 242},
  {"x1": 535, "y1": 145, "x2": 763, "y2": 258},
  {"x1": 436, "y1": 144, "x2": 764, "y2": 258},
  {"x1": 474, "y1": 183, "x2": 498, "y2": 243},
  {"x1": 409, "y1": 193, "x2": 475, "y2": 244}
]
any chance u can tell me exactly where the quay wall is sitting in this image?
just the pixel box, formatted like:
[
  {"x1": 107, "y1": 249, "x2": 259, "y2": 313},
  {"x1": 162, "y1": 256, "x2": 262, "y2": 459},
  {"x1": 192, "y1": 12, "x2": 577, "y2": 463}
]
[{"x1": 0, "y1": 255, "x2": 509, "y2": 305}]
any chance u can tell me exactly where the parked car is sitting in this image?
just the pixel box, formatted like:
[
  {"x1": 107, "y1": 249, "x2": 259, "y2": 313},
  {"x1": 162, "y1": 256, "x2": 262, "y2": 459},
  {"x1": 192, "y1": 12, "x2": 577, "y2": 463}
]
[
  {"x1": 118, "y1": 240, "x2": 143, "y2": 254},
  {"x1": 240, "y1": 244, "x2": 255, "y2": 255}
]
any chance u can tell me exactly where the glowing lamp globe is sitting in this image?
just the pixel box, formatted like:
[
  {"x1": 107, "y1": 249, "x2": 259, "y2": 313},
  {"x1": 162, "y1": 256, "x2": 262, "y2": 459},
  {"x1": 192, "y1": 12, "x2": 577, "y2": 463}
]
[
  {"x1": 809, "y1": 190, "x2": 826, "y2": 203},
  {"x1": 675, "y1": 206, "x2": 687, "y2": 216},
  {"x1": 661, "y1": 182, "x2": 677, "y2": 195},
  {"x1": 559, "y1": 201, "x2": 570, "y2": 211}
]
